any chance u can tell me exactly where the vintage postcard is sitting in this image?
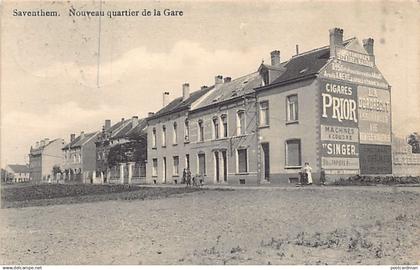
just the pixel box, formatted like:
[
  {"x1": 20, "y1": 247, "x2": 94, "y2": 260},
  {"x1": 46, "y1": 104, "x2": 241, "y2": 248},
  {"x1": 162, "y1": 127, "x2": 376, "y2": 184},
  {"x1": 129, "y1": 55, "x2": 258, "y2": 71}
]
[{"x1": 1, "y1": 0, "x2": 419, "y2": 267}]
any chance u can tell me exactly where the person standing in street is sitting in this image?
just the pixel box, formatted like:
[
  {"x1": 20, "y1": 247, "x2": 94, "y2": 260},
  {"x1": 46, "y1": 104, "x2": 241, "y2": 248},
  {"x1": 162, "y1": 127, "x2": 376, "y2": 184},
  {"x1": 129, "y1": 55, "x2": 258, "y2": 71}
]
[{"x1": 303, "y1": 162, "x2": 313, "y2": 185}]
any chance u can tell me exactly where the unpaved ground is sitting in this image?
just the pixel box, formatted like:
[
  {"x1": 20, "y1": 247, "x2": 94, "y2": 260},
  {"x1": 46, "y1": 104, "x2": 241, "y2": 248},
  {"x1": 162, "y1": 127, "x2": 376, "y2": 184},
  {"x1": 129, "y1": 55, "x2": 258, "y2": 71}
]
[{"x1": 1, "y1": 186, "x2": 419, "y2": 265}]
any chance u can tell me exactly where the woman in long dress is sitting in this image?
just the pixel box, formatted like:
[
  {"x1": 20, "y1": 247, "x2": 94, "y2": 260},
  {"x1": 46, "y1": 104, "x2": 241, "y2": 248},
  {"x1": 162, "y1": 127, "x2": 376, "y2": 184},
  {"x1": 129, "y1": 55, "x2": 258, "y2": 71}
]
[{"x1": 303, "y1": 162, "x2": 313, "y2": 185}]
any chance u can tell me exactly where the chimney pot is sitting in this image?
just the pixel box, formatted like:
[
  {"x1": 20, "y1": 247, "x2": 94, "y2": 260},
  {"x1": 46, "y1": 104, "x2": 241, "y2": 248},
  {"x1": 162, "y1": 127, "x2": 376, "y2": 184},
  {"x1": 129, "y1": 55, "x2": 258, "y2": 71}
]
[
  {"x1": 295, "y1": 44, "x2": 299, "y2": 55},
  {"x1": 363, "y1": 38, "x2": 374, "y2": 56},
  {"x1": 104, "y1": 119, "x2": 111, "y2": 130},
  {"x1": 162, "y1": 91, "x2": 170, "y2": 107},
  {"x1": 329, "y1": 27, "x2": 344, "y2": 58},
  {"x1": 270, "y1": 50, "x2": 281, "y2": 66},
  {"x1": 148, "y1": 112, "x2": 155, "y2": 117},
  {"x1": 132, "y1": 116, "x2": 139, "y2": 126},
  {"x1": 215, "y1": 75, "x2": 223, "y2": 85},
  {"x1": 224, "y1": 77, "x2": 232, "y2": 83},
  {"x1": 182, "y1": 83, "x2": 190, "y2": 101},
  {"x1": 80, "y1": 131, "x2": 85, "y2": 139},
  {"x1": 70, "y1": 134, "x2": 75, "y2": 142},
  {"x1": 201, "y1": 85, "x2": 208, "y2": 90}
]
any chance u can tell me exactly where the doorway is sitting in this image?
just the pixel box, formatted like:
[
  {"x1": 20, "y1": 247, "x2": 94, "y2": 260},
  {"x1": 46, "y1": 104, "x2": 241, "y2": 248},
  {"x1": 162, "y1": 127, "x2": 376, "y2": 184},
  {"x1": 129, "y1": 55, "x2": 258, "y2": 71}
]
[
  {"x1": 163, "y1": 157, "x2": 167, "y2": 183},
  {"x1": 261, "y1": 143, "x2": 270, "y2": 181}
]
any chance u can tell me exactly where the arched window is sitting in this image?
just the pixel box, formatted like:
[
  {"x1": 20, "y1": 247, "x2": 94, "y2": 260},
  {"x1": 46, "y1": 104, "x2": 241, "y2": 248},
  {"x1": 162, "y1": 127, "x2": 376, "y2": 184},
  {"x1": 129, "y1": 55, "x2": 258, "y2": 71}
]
[{"x1": 173, "y1": 122, "x2": 178, "y2": 145}]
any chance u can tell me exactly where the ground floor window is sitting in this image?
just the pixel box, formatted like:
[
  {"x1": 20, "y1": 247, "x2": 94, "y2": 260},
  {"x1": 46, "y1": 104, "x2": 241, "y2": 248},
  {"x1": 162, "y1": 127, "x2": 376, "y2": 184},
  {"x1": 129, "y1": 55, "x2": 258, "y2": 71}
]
[
  {"x1": 152, "y1": 159, "x2": 158, "y2": 177},
  {"x1": 285, "y1": 139, "x2": 301, "y2": 167},
  {"x1": 237, "y1": 148, "x2": 248, "y2": 173},
  {"x1": 198, "y1": 153, "x2": 206, "y2": 175},
  {"x1": 173, "y1": 156, "x2": 179, "y2": 176}
]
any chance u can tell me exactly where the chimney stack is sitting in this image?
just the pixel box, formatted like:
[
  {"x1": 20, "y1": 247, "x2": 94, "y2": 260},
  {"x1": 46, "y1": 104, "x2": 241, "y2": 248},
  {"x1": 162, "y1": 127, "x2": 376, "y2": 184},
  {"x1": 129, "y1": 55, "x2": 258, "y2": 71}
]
[
  {"x1": 182, "y1": 83, "x2": 190, "y2": 101},
  {"x1": 296, "y1": 44, "x2": 299, "y2": 55},
  {"x1": 80, "y1": 131, "x2": 85, "y2": 140},
  {"x1": 224, "y1": 77, "x2": 232, "y2": 83},
  {"x1": 270, "y1": 50, "x2": 280, "y2": 66},
  {"x1": 162, "y1": 91, "x2": 170, "y2": 107},
  {"x1": 363, "y1": 38, "x2": 374, "y2": 56},
  {"x1": 70, "y1": 134, "x2": 75, "y2": 142},
  {"x1": 132, "y1": 116, "x2": 139, "y2": 126},
  {"x1": 201, "y1": 85, "x2": 208, "y2": 90},
  {"x1": 329, "y1": 27, "x2": 344, "y2": 58},
  {"x1": 215, "y1": 75, "x2": 223, "y2": 85},
  {"x1": 40, "y1": 140, "x2": 45, "y2": 147},
  {"x1": 44, "y1": 138, "x2": 49, "y2": 145},
  {"x1": 148, "y1": 112, "x2": 155, "y2": 117},
  {"x1": 104, "y1": 119, "x2": 111, "y2": 130}
]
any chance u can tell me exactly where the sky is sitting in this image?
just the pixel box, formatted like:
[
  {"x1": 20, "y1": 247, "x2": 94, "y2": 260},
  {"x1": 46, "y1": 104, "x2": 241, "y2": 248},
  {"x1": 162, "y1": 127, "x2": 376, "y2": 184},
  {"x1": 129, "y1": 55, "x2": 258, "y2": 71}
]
[{"x1": 1, "y1": 0, "x2": 419, "y2": 167}]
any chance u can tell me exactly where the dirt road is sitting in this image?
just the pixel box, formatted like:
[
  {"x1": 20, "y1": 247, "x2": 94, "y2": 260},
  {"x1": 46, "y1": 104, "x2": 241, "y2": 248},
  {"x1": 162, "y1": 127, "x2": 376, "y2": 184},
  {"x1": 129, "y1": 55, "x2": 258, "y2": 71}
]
[{"x1": 1, "y1": 186, "x2": 419, "y2": 265}]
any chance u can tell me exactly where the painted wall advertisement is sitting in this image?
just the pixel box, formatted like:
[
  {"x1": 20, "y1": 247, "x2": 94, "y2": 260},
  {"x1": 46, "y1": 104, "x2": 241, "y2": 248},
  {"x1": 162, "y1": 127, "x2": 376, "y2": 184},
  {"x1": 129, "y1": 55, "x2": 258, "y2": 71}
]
[
  {"x1": 320, "y1": 80, "x2": 360, "y2": 174},
  {"x1": 319, "y1": 47, "x2": 392, "y2": 174}
]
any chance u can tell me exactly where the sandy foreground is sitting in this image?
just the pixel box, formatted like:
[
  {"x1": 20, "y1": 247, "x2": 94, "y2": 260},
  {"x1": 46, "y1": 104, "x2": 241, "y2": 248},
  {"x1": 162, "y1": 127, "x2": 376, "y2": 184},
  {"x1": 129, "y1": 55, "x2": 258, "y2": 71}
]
[{"x1": 1, "y1": 186, "x2": 419, "y2": 265}]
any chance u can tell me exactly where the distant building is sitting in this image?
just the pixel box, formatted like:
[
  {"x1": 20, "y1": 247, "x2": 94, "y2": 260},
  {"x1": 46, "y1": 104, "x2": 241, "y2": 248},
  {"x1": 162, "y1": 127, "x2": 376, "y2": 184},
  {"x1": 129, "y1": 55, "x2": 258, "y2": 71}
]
[
  {"x1": 29, "y1": 138, "x2": 65, "y2": 182},
  {"x1": 95, "y1": 116, "x2": 147, "y2": 184},
  {"x1": 393, "y1": 135, "x2": 420, "y2": 176},
  {"x1": 62, "y1": 131, "x2": 99, "y2": 183},
  {"x1": 5, "y1": 164, "x2": 30, "y2": 182}
]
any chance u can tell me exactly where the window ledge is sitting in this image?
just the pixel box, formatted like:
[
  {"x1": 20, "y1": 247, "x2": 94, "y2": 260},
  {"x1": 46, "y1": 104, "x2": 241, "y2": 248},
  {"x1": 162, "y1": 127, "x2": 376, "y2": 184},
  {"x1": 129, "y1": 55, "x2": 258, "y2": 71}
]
[
  {"x1": 162, "y1": 145, "x2": 166, "y2": 148},
  {"x1": 152, "y1": 147, "x2": 157, "y2": 150},
  {"x1": 172, "y1": 143, "x2": 178, "y2": 146},
  {"x1": 236, "y1": 172, "x2": 249, "y2": 175},
  {"x1": 285, "y1": 166, "x2": 302, "y2": 169},
  {"x1": 286, "y1": 120, "x2": 299, "y2": 125},
  {"x1": 259, "y1": 125, "x2": 270, "y2": 129},
  {"x1": 184, "y1": 141, "x2": 190, "y2": 144},
  {"x1": 152, "y1": 175, "x2": 158, "y2": 178},
  {"x1": 172, "y1": 175, "x2": 179, "y2": 177}
]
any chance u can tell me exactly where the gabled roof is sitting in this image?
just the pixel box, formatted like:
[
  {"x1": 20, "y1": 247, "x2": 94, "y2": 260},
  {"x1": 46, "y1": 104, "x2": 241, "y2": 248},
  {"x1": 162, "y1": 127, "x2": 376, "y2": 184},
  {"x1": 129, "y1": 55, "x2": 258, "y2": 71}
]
[
  {"x1": 63, "y1": 132, "x2": 98, "y2": 149},
  {"x1": 112, "y1": 118, "x2": 147, "y2": 140},
  {"x1": 192, "y1": 72, "x2": 262, "y2": 111},
  {"x1": 7, "y1": 164, "x2": 30, "y2": 173},
  {"x1": 258, "y1": 38, "x2": 355, "y2": 90},
  {"x1": 148, "y1": 86, "x2": 214, "y2": 120}
]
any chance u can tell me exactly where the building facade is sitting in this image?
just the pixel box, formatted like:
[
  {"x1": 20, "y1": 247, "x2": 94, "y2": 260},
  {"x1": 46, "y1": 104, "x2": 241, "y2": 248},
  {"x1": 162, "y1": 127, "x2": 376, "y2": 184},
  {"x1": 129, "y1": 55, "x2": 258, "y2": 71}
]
[
  {"x1": 146, "y1": 27, "x2": 392, "y2": 185},
  {"x1": 255, "y1": 28, "x2": 392, "y2": 184},
  {"x1": 146, "y1": 84, "x2": 213, "y2": 184},
  {"x1": 5, "y1": 164, "x2": 30, "y2": 182},
  {"x1": 62, "y1": 131, "x2": 99, "y2": 183},
  {"x1": 29, "y1": 138, "x2": 65, "y2": 182},
  {"x1": 96, "y1": 116, "x2": 148, "y2": 184}
]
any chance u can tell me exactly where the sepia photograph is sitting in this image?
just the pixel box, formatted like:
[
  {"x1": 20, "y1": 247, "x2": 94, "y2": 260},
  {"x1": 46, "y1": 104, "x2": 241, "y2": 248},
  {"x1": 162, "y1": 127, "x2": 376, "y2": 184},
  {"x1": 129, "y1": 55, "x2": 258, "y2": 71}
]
[{"x1": 0, "y1": 0, "x2": 419, "y2": 267}]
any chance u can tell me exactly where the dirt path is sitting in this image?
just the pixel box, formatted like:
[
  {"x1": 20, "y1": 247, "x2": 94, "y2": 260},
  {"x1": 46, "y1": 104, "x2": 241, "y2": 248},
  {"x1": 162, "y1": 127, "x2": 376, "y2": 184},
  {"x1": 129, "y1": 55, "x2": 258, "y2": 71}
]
[{"x1": 1, "y1": 187, "x2": 419, "y2": 264}]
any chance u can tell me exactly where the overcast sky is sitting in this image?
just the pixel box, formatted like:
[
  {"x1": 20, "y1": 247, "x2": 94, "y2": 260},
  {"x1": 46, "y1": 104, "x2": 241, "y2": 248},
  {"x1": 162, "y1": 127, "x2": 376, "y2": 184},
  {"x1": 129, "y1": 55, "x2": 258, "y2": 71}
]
[{"x1": 1, "y1": 0, "x2": 419, "y2": 166}]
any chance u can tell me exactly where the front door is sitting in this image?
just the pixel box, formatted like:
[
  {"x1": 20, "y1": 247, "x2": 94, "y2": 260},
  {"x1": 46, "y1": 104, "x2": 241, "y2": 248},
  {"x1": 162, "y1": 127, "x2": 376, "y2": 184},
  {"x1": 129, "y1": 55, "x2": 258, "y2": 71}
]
[
  {"x1": 214, "y1": 151, "x2": 220, "y2": 183},
  {"x1": 198, "y1": 153, "x2": 206, "y2": 176},
  {"x1": 261, "y1": 143, "x2": 270, "y2": 181}
]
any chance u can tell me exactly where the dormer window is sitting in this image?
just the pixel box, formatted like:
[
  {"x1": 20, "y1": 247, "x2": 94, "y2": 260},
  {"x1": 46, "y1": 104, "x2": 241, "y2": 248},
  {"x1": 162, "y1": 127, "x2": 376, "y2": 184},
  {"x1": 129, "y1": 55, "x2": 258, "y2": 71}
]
[{"x1": 262, "y1": 70, "x2": 269, "y2": 86}]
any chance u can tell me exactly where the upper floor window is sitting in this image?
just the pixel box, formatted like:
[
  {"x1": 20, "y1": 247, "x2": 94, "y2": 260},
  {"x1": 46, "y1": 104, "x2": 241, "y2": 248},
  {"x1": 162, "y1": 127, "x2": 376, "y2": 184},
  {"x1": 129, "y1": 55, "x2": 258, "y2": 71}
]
[
  {"x1": 162, "y1": 125, "x2": 166, "y2": 147},
  {"x1": 173, "y1": 122, "x2": 178, "y2": 145},
  {"x1": 287, "y1": 95, "x2": 299, "y2": 122},
  {"x1": 259, "y1": 101, "x2": 269, "y2": 126},
  {"x1": 152, "y1": 128, "x2": 157, "y2": 148},
  {"x1": 237, "y1": 110, "x2": 245, "y2": 135},
  {"x1": 262, "y1": 71, "x2": 269, "y2": 86},
  {"x1": 184, "y1": 119, "x2": 190, "y2": 142},
  {"x1": 221, "y1": 114, "x2": 228, "y2": 138},
  {"x1": 285, "y1": 139, "x2": 301, "y2": 167},
  {"x1": 198, "y1": 120, "x2": 204, "y2": 142},
  {"x1": 213, "y1": 117, "x2": 219, "y2": 139}
]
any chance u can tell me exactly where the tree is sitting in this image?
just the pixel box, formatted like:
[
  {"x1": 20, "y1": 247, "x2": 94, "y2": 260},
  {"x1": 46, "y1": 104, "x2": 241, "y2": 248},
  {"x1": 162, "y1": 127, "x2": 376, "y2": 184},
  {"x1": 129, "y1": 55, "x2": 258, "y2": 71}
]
[{"x1": 407, "y1": 132, "x2": 420, "y2": 154}]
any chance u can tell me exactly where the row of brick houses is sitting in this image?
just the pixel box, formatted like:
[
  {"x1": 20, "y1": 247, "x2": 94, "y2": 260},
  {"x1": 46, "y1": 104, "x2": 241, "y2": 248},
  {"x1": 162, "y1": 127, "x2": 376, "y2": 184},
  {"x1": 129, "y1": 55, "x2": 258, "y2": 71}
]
[
  {"x1": 23, "y1": 27, "x2": 418, "y2": 185},
  {"x1": 146, "y1": 28, "x2": 396, "y2": 185}
]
